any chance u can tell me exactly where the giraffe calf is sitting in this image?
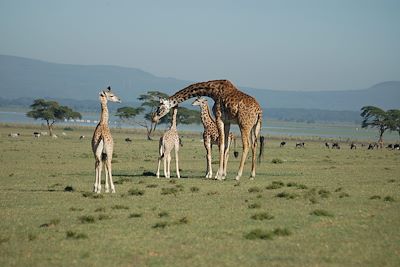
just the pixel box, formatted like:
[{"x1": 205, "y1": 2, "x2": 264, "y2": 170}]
[
  {"x1": 156, "y1": 106, "x2": 181, "y2": 179},
  {"x1": 192, "y1": 97, "x2": 235, "y2": 179}
]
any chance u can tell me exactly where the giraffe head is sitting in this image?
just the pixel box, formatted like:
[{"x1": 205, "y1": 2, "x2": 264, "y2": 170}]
[
  {"x1": 99, "y1": 86, "x2": 121, "y2": 103},
  {"x1": 191, "y1": 97, "x2": 208, "y2": 107},
  {"x1": 152, "y1": 98, "x2": 173, "y2": 123}
]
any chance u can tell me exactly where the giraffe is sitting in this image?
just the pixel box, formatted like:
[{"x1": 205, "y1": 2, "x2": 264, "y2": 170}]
[
  {"x1": 156, "y1": 106, "x2": 181, "y2": 179},
  {"x1": 192, "y1": 97, "x2": 236, "y2": 179},
  {"x1": 153, "y1": 79, "x2": 264, "y2": 181},
  {"x1": 91, "y1": 87, "x2": 121, "y2": 193}
]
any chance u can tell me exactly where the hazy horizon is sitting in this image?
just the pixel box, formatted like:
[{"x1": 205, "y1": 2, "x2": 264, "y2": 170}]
[{"x1": 1, "y1": 0, "x2": 399, "y2": 91}]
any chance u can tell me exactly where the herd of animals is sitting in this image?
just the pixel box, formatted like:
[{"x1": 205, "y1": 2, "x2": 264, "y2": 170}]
[{"x1": 6, "y1": 80, "x2": 400, "y2": 194}]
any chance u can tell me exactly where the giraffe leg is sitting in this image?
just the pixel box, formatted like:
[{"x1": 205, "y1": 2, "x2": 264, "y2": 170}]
[
  {"x1": 250, "y1": 120, "x2": 262, "y2": 179},
  {"x1": 96, "y1": 160, "x2": 103, "y2": 193},
  {"x1": 166, "y1": 153, "x2": 171, "y2": 178},
  {"x1": 236, "y1": 129, "x2": 250, "y2": 181},
  {"x1": 223, "y1": 135, "x2": 232, "y2": 177},
  {"x1": 94, "y1": 140, "x2": 104, "y2": 193},
  {"x1": 157, "y1": 144, "x2": 163, "y2": 178},
  {"x1": 104, "y1": 159, "x2": 110, "y2": 193},
  {"x1": 106, "y1": 159, "x2": 115, "y2": 193},
  {"x1": 205, "y1": 139, "x2": 212, "y2": 178},
  {"x1": 163, "y1": 153, "x2": 168, "y2": 178},
  {"x1": 175, "y1": 146, "x2": 180, "y2": 179},
  {"x1": 94, "y1": 159, "x2": 100, "y2": 193},
  {"x1": 214, "y1": 103, "x2": 225, "y2": 180}
]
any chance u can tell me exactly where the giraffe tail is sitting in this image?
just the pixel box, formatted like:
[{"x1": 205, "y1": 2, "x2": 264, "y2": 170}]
[
  {"x1": 233, "y1": 134, "x2": 239, "y2": 158},
  {"x1": 258, "y1": 135, "x2": 265, "y2": 164}
]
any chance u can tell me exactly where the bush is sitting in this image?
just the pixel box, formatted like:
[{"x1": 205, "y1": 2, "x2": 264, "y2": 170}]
[
  {"x1": 271, "y1": 158, "x2": 283, "y2": 164},
  {"x1": 248, "y1": 186, "x2": 262, "y2": 193},
  {"x1": 251, "y1": 212, "x2": 274, "y2": 220},
  {"x1": 310, "y1": 209, "x2": 334, "y2": 217},
  {"x1": 244, "y1": 229, "x2": 274, "y2": 240},
  {"x1": 128, "y1": 188, "x2": 145, "y2": 196}
]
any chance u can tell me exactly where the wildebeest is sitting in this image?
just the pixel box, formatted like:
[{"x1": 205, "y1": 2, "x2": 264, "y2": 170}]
[
  {"x1": 280, "y1": 141, "x2": 286, "y2": 147},
  {"x1": 295, "y1": 142, "x2": 305, "y2": 148},
  {"x1": 8, "y1": 133, "x2": 20, "y2": 138},
  {"x1": 394, "y1": 144, "x2": 400, "y2": 150},
  {"x1": 125, "y1": 137, "x2": 132, "y2": 142},
  {"x1": 332, "y1": 142, "x2": 340, "y2": 149}
]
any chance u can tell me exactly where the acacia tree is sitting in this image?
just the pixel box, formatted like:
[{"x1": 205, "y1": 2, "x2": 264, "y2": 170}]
[
  {"x1": 387, "y1": 109, "x2": 400, "y2": 138},
  {"x1": 27, "y1": 99, "x2": 82, "y2": 136},
  {"x1": 116, "y1": 92, "x2": 201, "y2": 140},
  {"x1": 360, "y1": 106, "x2": 391, "y2": 148}
]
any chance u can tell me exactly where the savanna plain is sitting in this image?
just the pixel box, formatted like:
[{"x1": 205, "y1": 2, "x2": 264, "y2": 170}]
[{"x1": 0, "y1": 124, "x2": 399, "y2": 267}]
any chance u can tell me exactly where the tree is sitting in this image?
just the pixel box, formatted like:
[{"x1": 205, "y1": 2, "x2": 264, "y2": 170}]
[
  {"x1": 116, "y1": 94, "x2": 201, "y2": 140},
  {"x1": 387, "y1": 109, "x2": 400, "y2": 138},
  {"x1": 360, "y1": 106, "x2": 391, "y2": 148},
  {"x1": 27, "y1": 99, "x2": 82, "y2": 136}
]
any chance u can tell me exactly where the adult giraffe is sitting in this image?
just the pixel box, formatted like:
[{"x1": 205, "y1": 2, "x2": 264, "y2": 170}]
[{"x1": 152, "y1": 80, "x2": 263, "y2": 181}]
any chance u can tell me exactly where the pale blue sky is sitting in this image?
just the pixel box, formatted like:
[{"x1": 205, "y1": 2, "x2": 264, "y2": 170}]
[{"x1": 0, "y1": 0, "x2": 399, "y2": 91}]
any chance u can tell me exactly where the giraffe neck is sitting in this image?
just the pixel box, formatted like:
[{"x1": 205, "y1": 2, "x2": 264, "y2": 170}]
[
  {"x1": 99, "y1": 101, "x2": 109, "y2": 125},
  {"x1": 170, "y1": 107, "x2": 178, "y2": 130},
  {"x1": 168, "y1": 80, "x2": 234, "y2": 106},
  {"x1": 199, "y1": 103, "x2": 215, "y2": 126}
]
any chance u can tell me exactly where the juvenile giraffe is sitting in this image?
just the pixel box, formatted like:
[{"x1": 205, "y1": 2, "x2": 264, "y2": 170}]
[
  {"x1": 153, "y1": 79, "x2": 264, "y2": 181},
  {"x1": 156, "y1": 106, "x2": 181, "y2": 179},
  {"x1": 192, "y1": 97, "x2": 236, "y2": 178},
  {"x1": 91, "y1": 87, "x2": 121, "y2": 193}
]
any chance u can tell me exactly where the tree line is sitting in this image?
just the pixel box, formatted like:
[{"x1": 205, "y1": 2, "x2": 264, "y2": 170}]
[{"x1": 25, "y1": 94, "x2": 400, "y2": 144}]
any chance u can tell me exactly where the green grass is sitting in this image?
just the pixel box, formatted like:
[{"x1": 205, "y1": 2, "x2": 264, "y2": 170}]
[{"x1": 0, "y1": 124, "x2": 399, "y2": 266}]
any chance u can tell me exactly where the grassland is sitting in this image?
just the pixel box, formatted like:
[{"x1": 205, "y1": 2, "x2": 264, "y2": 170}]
[{"x1": 0, "y1": 124, "x2": 399, "y2": 267}]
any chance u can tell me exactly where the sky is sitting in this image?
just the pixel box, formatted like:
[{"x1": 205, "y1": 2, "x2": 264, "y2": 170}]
[{"x1": 0, "y1": 0, "x2": 399, "y2": 91}]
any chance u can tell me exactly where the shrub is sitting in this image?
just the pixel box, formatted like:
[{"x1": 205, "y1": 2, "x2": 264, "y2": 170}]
[
  {"x1": 152, "y1": 222, "x2": 169, "y2": 229},
  {"x1": 271, "y1": 158, "x2": 283, "y2": 164},
  {"x1": 248, "y1": 203, "x2": 261, "y2": 209},
  {"x1": 383, "y1": 196, "x2": 395, "y2": 202},
  {"x1": 339, "y1": 192, "x2": 350, "y2": 198},
  {"x1": 251, "y1": 212, "x2": 274, "y2": 220},
  {"x1": 98, "y1": 214, "x2": 112, "y2": 220},
  {"x1": 64, "y1": 186, "x2": 75, "y2": 192},
  {"x1": 128, "y1": 188, "x2": 145, "y2": 196},
  {"x1": 82, "y1": 192, "x2": 104, "y2": 199},
  {"x1": 79, "y1": 215, "x2": 96, "y2": 224},
  {"x1": 310, "y1": 209, "x2": 334, "y2": 217},
  {"x1": 161, "y1": 187, "x2": 178, "y2": 195},
  {"x1": 66, "y1": 230, "x2": 88, "y2": 240},
  {"x1": 190, "y1": 186, "x2": 200, "y2": 193},
  {"x1": 244, "y1": 229, "x2": 274, "y2": 240},
  {"x1": 369, "y1": 195, "x2": 381, "y2": 200},
  {"x1": 276, "y1": 192, "x2": 298, "y2": 199},
  {"x1": 176, "y1": 216, "x2": 189, "y2": 225},
  {"x1": 318, "y1": 189, "x2": 331, "y2": 198},
  {"x1": 111, "y1": 205, "x2": 129, "y2": 210},
  {"x1": 248, "y1": 186, "x2": 262, "y2": 193},
  {"x1": 266, "y1": 181, "x2": 284, "y2": 190},
  {"x1": 158, "y1": 211, "x2": 169, "y2": 218},
  {"x1": 273, "y1": 227, "x2": 291, "y2": 236},
  {"x1": 128, "y1": 213, "x2": 142, "y2": 218}
]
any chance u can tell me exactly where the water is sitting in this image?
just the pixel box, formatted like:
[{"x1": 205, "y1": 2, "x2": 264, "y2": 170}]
[{"x1": 0, "y1": 110, "x2": 398, "y2": 142}]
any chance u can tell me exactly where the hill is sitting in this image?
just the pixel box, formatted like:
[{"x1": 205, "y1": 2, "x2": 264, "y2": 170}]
[{"x1": 0, "y1": 55, "x2": 399, "y2": 112}]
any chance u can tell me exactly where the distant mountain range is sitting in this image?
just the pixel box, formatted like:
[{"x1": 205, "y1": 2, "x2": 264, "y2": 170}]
[{"x1": 0, "y1": 55, "x2": 399, "y2": 115}]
